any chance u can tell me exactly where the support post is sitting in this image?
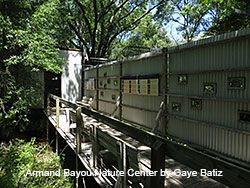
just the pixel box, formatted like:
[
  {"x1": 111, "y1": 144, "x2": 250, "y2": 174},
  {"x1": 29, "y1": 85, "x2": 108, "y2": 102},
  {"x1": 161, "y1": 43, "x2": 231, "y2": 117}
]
[
  {"x1": 117, "y1": 141, "x2": 127, "y2": 188},
  {"x1": 75, "y1": 154, "x2": 79, "y2": 188},
  {"x1": 76, "y1": 107, "x2": 82, "y2": 154},
  {"x1": 119, "y1": 62, "x2": 123, "y2": 120},
  {"x1": 150, "y1": 141, "x2": 165, "y2": 188},
  {"x1": 92, "y1": 125, "x2": 98, "y2": 168},
  {"x1": 56, "y1": 98, "x2": 60, "y2": 128},
  {"x1": 47, "y1": 95, "x2": 51, "y2": 116},
  {"x1": 46, "y1": 96, "x2": 51, "y2": 142},
  {"x1": 55, "y1": 131, "x2": 59, "y2": 154}
]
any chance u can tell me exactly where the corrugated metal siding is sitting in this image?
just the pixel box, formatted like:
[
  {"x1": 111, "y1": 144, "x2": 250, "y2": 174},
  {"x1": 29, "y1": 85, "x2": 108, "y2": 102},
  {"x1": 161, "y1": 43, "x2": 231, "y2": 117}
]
[
  {"x1": 122, "y1": 106, "x2": 158, "y2": 129},
  {"x1": 84, "y1": 68, "x2": 97, "y2": 109},
  {"x1": 169, "y1": 97, "x2": 250, "y2": 132},
  {"x1": 168, "y1": 29, "x2": 250, "y2": 163},
  {"x1": 169, "y1": 71, "x2": 250, "y2": 99},
  {"x1": 98, "y1": 63, "x2": 120, "y2": 77},
  {"x1": 121, "y1": 54, "x2": 166, "y2": 130},
  {"x1": 122, "y1": 55, "x2": 165, "y2": 76},
  {"x1": 97, "y1": 63, "x2": 120, "y2": 116},
  {"x1": 84, "y1": 68, "x2": 96, "y2": 78},
  {"x1": 169, "y1": 37, "x2": 250, "y2": 73},
  {"x1": 98, "y1": 101, "x2": 120, "y2": 118},
  {"x1": 168, "y1": 118, "x2": 250, "y2": 162}
]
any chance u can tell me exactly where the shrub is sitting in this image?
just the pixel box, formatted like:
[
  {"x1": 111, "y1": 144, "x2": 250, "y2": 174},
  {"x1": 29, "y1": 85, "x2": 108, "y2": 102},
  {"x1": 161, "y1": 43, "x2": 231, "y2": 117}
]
[{"x1": 0, "y1": 138, "x2": 72, "y2": 188}]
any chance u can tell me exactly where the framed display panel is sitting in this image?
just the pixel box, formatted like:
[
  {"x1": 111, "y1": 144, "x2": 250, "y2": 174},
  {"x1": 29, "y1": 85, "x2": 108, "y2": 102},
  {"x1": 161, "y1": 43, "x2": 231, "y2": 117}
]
[
  {"x1": 139, "y1": 79, "x2": 148, "y2": 95},
  {"x1": 131, "y1": 80, "x2": 138, "y2": 94},
  {"x1": 228, "y1": 77, "x2": 245, "y2": 90},
  {"x1": 148, "y1": 78, "x2": 159, "y2": 96},
  {"x1": 122, "y1": 80, "x2": 130, "y2": 94}
]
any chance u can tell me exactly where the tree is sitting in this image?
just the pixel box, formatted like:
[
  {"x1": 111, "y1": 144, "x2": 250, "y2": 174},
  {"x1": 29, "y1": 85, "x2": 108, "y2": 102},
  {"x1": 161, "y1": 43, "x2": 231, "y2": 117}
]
[
  {"x1": 156, "y1": 0, "x2": 250, "y2": 42},
  {"x1": 155, "y1": 0, "x2": 211, "y2": 42},
  {"x1": 207, "y1": 0, "x2": 250, "y2": 34},
  {"x1": 0, "y1": 0, "x2": 65, "y2": 129},
  {"x1": 61, "y1": 0, "x2": 165, "y2": 58},
  {"x1": 109, "y1": 15, "x2": 171, "y2": 59}
]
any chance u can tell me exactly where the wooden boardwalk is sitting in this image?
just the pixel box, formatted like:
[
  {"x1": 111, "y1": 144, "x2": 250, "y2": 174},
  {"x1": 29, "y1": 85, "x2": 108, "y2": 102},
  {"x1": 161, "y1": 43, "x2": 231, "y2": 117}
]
[{"x1": 47, "y1": 109, "x2": 227, "y2": 188}]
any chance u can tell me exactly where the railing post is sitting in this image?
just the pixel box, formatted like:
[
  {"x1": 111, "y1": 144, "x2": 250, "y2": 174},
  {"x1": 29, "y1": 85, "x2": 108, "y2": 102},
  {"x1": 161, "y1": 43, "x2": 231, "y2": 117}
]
[
  {"x1": 117, "y1": 141, "x2": 127, "y2": 188},
  {"x1": 76, "y1": 107, "x2": 82, "y2": 154},
  {"x1": 46, "y1": 95, "x2": 50, "y2": 142},
  {"x1": 92, "y1": 125, "x2": 98, "y2": 168},
  {"x1": 75, "y1": 107, "x2": 83, "y2": 188},
  {"x1": 47, "y1": 95, "x2": 51, "y2": 116},
  {"x1": 56, "y1": 98, "x2": 60, "y2": 128},
  {"x1": 150, "y1": 141, "x2": 165, "y2": 188}
]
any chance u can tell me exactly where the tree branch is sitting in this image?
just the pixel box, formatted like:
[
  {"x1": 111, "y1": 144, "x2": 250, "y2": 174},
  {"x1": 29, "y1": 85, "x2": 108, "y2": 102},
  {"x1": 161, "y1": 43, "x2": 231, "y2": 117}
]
[{"x1": 73, "y1": 0, "x2": 93, "y2": 42}]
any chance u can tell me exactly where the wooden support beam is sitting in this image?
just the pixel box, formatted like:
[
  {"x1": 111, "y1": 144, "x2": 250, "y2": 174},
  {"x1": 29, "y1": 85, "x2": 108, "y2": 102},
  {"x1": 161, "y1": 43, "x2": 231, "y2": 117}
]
[
  {"x1": 56, "y1": 98, "x2": 60, "y2": 128},
  {"x1": 55, "y1": 131, "x2": 59, "y2": 154},
  {"x1": 126, "y1": 147, "x2": 141, "y2": 188},
  {"x1": 119, "y1": 62, "x2": 123, "y2": 120},
  {"x1": 92, "y1": 124, "x2": 99, "y2": 168},
  {"x1": 76, "y1": 107, "x2": 82, "y2": 154},
  {"x1": 117, "y1": 141, "x2": 127, "y2": 188},
  {"x1": 150, "y1": 141, "x2": 165, "y2": 188},
  {"x1": 47, "y1": 95, "x2": 51, "y2": 116}
]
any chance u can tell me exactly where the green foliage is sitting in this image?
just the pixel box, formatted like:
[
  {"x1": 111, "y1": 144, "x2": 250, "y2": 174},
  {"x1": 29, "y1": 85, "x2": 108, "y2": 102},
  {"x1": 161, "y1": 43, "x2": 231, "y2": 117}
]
[
  {"x1": 0, "y1": 0, "x2": 66, "y2": 129},
  {"x1": 0, "y1": 139, "x2": 72, "y2": 188},
  {"x1": 206, "y1": 0, "x2": 250, "y2": 34},
  {"x1": 1, "y1": 0, "x2": 65, "y2": 72},
  {"x1": 0, "y1": 68, "x2": 37, "y2": 129},
  {"x1": 156, "y1": 0, "x2": 250, "y2": 42},
  {"x1": 62, "y1": 0, "x2": 166, "y2": 57}
]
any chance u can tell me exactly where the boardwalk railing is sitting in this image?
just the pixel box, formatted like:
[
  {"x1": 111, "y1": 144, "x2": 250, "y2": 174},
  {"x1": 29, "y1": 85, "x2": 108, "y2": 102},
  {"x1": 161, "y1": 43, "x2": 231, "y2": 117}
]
[{"x1": 45, "y1": 93, "x2": 250, "y2": 188}]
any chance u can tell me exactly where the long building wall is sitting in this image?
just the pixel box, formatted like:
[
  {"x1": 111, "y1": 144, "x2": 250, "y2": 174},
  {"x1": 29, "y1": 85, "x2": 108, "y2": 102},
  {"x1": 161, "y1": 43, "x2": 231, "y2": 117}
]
[{"x1": 83, "y1": 28, "x2": 250, "y2": 164}]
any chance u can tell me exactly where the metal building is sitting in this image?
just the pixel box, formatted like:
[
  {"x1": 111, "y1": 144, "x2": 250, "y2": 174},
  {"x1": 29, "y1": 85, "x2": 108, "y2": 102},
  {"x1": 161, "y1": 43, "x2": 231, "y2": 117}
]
[{"x1": 83, "y1": 28, "x2": 250, "y2": 165}]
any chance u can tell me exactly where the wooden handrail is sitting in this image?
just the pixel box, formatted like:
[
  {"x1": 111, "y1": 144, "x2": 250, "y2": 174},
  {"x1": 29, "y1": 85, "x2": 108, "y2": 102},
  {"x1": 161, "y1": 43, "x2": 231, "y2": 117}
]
[{"x1": 46, "y1": 93, "x2": 250, "y2": 188}]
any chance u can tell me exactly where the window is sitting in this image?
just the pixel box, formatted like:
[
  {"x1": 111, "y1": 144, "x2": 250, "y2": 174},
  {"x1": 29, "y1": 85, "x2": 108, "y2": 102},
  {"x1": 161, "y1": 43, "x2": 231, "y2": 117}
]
[
  {"x1": 228, "y1": 77, "x2": 245, "y2": 89},
  {"x1": 100, "y1": 80, "x2": 103, "y2": 86},
  {"x1": 178, "y1": 74, "x2": 188, "y2": 84},
  {"x1": 203, "y1": 83, "x2": 217, "y2": 95},
  {"x1": 107, "y1": 78, "x2": 111, "y2": 84},
  {"x1": 190, "y1": 99, "x2": 202, "y2": 110},
  {"x1": 112, "y1": 94, "x2": 116, "y2": 100},
  {"x1": 104, "y1": 72, "x2": 107, "y2": 77},
  {"x1": 172, "y1": 103, "x2": 181, "y2": 112},
  {"x1": 100, "y1": 91, "x2": 104, "y2": 97},
  {"x1": 239, "y1": 111, "x2": 250, "y2": 123}
]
